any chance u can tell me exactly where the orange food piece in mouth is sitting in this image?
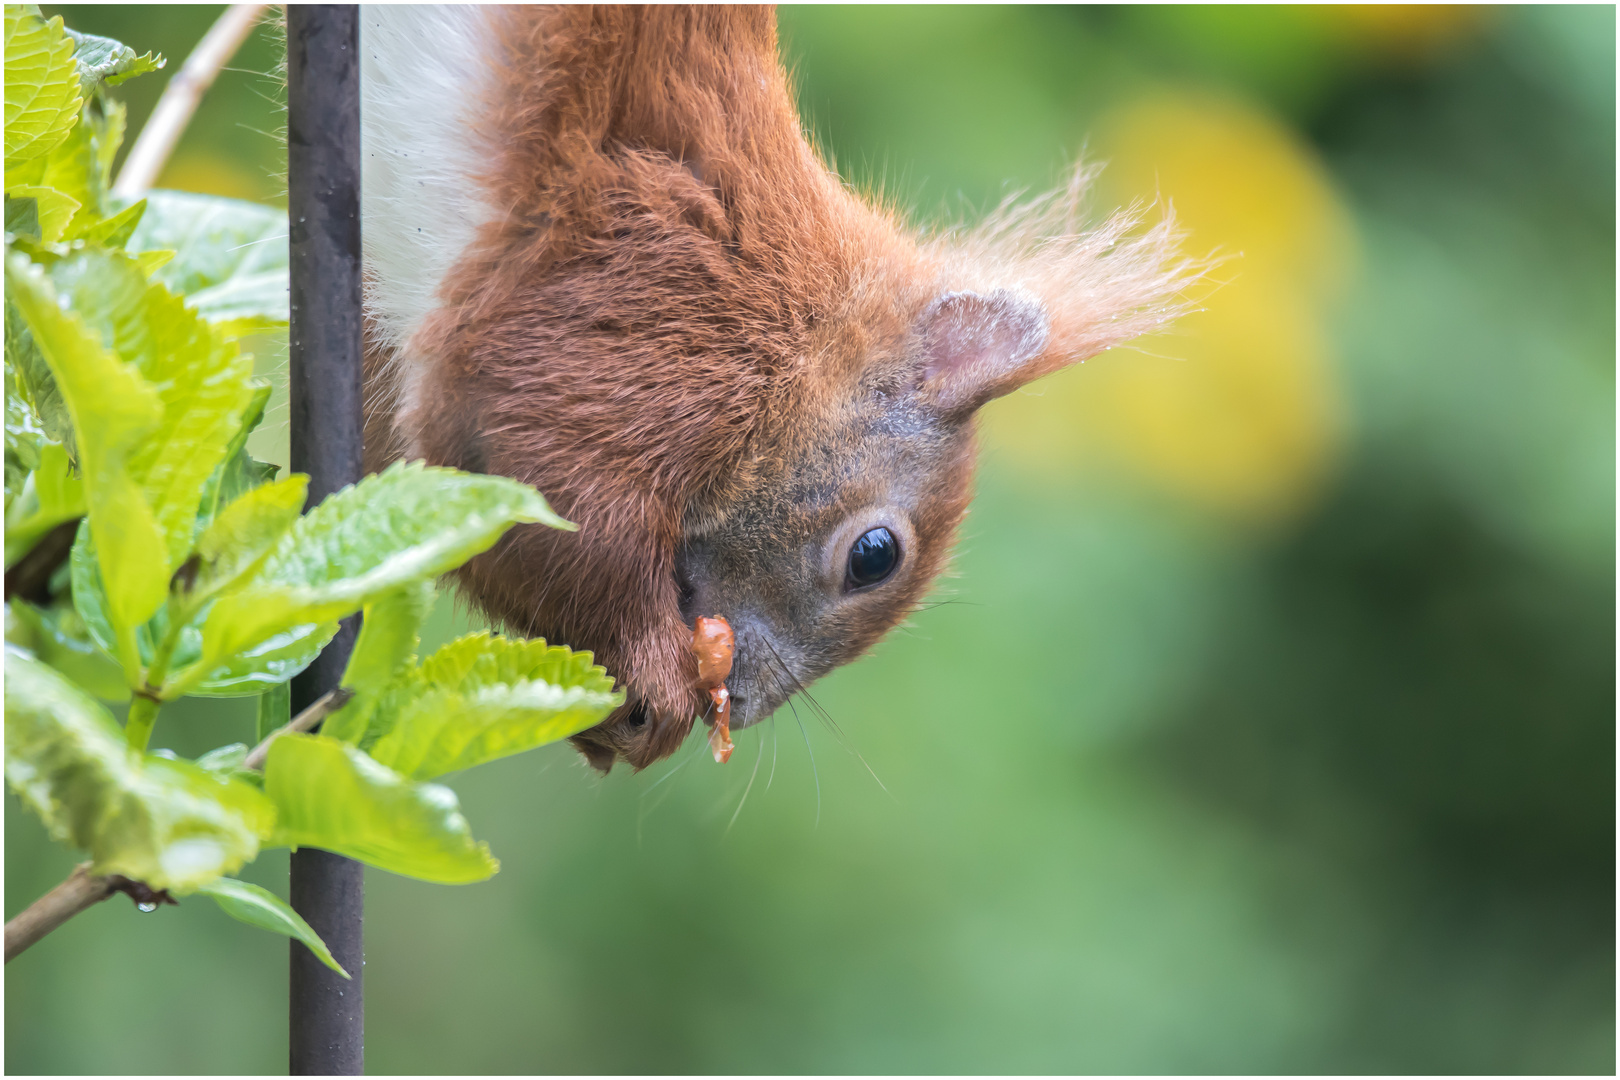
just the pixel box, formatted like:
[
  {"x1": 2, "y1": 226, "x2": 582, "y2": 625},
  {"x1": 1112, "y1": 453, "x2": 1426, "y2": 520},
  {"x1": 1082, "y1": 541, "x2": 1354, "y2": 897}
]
[
  {"x1": 708, "y1": 685, "x2": 733, "y2": 763},
  {"x1": 691, "y1": 616, "x2": 736, "y2": 763}
]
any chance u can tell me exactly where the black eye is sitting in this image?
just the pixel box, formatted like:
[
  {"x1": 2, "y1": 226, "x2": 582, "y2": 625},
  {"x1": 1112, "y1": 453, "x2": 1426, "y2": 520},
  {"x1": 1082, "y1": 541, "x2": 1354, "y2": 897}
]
[{"x1": 846, "y1": 527, "x2": 900, "y2": 589}]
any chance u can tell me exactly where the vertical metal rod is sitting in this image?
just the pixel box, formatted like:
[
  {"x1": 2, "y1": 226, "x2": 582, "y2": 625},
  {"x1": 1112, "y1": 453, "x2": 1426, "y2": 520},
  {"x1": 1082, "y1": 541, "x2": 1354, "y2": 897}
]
[{"x1": 286, "y1": 6, "x2": 363, "y2": 1075}]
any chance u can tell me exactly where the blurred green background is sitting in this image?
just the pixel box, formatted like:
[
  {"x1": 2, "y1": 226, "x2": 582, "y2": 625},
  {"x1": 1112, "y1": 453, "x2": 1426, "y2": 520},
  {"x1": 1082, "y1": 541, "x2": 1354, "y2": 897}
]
[{"x1": 8, "y1": 4, "x2": 1614, "y2": 1073}]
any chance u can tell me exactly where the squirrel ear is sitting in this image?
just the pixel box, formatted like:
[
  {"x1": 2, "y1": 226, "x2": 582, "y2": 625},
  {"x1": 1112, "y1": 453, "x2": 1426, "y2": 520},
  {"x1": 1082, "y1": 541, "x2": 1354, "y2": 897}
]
[{"x1": 917, "y1": 287, "x2": 1051, "y2": 415}]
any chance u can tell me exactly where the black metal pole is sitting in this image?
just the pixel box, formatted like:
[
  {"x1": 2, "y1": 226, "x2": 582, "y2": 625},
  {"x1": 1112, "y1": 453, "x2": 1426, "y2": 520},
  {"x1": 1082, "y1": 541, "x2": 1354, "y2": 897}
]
[{"x1": 286, "y1": 6, "x2": 363, "y2": 1075}]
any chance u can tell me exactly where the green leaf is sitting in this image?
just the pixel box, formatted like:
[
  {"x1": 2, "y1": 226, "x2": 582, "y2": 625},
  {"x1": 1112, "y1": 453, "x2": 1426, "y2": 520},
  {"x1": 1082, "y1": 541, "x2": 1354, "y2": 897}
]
[
  {"x1": 193, "y1": 742, "x2": 248, "y2": 776},
  {"x1": 5, "y1": 185, "x2": 77, "y2": 242},
  {"x1": 197, "y1": 377, "x2": 275, "y2": 529},
  {"x1": 68, "y1": 195, "x2": 143, "y2": 246},
  {"x1": 127, "y1": 190, "x2": 288, "y2": 334},
  {"x1": 134, "y1": 247, "x2": 172, "y2": 276},
  {"x1": 184, "y1": 621, "x2": 338, "y2": 698},
  {"x1": 38, "y1": 111, "x2": 94, "y2": 221},
  {"x1": 48, "y1": 248, "x2": 257, "y2": 569},
  {"x1": 188, "y1": 474, "x2": 308, "y2": 605},
  {"x1": 191, "y1": 743, "x2": 261, "y2": 791},
  {"x1": 365, "y1": 633, "x2": 622, "y2": 779},
  {"x1": 64, "y1": 27, "x2": 163, "y2": 93},
  {"x1": 3, "y1": 352, "x2": 46, "y2": 503},
  {"x1": 32, "y1": 86, "x2": 125, "y2": 232},
  {"x1": 256, "y1": 681, "x2": 289, "y2": 742},
  {"x1": 195, "y1": 877, "x2": 348, "y2": 977},
  {"x1": 91, "y1": 95, "x2": 124, "y2": 184},
  {"x1": 71, "y1": 524, "x2": 339, "y2": 698},
  {"x1": 5, "y1": 289, "x2": 71, "y2": 449},
  {"x1": 4, "y1": 645, "x2": 274, "y2": 890},
  {"x1": 323, "y1": 579, "x2": 436, "y2": 745},
  {"x1": 264, "y1": 733, "x2": 498, "y2": 884},
  {"x1": 5, "y1": 598, "x2": 127, "y2": 701},
  {"x1": 5, "y1": 190, "x2": 39, "y2": 238},
  {"x1": 4, "y1": 8, "x2": 82, "y2": 175},
  {"x1": 4, "y1": 439, "x2": 83, "y2": 565},
  {"x1": 201, "y1": 461, "x2": 570, "y2": 672},
  {"x1": 6, "y1": 254, "x2": 166, "y2": 660}
]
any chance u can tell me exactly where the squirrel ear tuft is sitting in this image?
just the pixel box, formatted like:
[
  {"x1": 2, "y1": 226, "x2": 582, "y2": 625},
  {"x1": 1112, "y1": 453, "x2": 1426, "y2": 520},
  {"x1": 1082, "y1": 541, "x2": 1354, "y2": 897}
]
[{"x1": 917, "y1": 287, "x2": 1051, "y2": 415}]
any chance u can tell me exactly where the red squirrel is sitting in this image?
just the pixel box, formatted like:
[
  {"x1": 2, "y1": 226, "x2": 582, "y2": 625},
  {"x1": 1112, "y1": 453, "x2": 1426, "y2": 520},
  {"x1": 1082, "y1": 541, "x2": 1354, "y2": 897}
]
[{"x1": 359, "y1": 6, "x2": 1190, "y2": 772}]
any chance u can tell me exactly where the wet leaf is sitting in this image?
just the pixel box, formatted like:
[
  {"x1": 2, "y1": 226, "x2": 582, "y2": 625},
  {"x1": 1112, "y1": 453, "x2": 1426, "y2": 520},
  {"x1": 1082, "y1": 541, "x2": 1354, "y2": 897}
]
[
  {"x1": 3, "y1": 8, "x2": 82, "y2": 175},
  {"x1": 6, "y1": 254, "x2": 165, "y2": 660},
  {"x1": 322, "y1": 579, "x2": 436, "y2": 745},
  {"x1": 194, "y1": 877, "x2": 348, "y2": 977},
  {"x1": 367, "y1": 632, "x2": 621, "y2": 780},
  {"x1": 264, "y1": 733, "x2": 498, "y2": 884},
  {"x1": 127, "y1": 190, "x2": 287, "y2": 336},
  {"x1": 201, "y1": 461, "x2": 568, "y2": 672},
  {"x1": 64, "y1": 26, "x2": 162, "y2": 93},
  {"x1": 4, "y1": 646, "x2": 274, "y2": 891}
]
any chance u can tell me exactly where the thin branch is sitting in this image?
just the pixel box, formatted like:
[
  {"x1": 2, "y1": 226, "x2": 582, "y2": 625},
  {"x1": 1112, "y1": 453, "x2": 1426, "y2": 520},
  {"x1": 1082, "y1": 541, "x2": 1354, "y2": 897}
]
[
  {"x1": 111, "y1": 4, "x2": 270, "y2": 200},
  {"x1": 4, "y1": 864, "x2": 174, "y2": 963},
  {"x1": 2, "y1": 685, "x2": 348, "y2": 962},
  {"x1": 4, "y1": 865, "x2": 114, "y2": 961},
  {"x1": 242, "y1": 685, "x2": 353, "y2": 771}
]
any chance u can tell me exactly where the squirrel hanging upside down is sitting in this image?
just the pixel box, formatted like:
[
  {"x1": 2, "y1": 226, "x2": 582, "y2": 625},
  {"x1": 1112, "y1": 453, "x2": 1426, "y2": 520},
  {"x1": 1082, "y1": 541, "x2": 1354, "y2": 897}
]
[{"x1": 359, "y1": 6, "x2": 1191, "y2": 772}]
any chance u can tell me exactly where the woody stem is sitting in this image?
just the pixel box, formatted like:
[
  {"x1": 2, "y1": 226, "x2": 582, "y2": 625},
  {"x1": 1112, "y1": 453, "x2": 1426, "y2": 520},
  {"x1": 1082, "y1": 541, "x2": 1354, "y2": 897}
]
[
  {"x1": 111, "y1": 3, "x2": 269, "y2": 199},
  {"x1": 3, "y1": 863, "x2": 118, "y2": 963}
]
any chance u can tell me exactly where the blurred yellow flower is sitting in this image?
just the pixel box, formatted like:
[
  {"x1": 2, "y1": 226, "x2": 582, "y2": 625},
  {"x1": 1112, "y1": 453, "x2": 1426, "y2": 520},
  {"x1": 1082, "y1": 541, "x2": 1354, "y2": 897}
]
[{"x1": 981, "y1": 92, "x2": 1355, "y2": 525}]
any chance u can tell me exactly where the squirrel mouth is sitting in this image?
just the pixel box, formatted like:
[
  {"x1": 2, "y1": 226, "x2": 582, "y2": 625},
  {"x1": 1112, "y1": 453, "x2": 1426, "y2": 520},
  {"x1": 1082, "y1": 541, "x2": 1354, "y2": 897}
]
[{"x1": 624, "y1": 701, "x2": 651, "y2": 729}]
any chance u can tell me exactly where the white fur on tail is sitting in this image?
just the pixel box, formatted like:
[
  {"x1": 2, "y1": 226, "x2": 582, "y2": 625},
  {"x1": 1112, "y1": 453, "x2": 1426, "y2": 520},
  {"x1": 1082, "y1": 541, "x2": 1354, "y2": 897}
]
[{"x1": 360, "y1": 6, "x2": 501, "y2": 424}]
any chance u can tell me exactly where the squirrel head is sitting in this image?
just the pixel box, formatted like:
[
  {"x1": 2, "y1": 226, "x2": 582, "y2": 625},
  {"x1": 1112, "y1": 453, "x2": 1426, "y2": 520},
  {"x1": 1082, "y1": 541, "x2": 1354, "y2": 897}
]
[
  {"x1": 362, "y1": 6, "x2": 1194, "y2": 772},
  {"x1": 671, "y1": 287, "x2": 1053, "y2": 733}
]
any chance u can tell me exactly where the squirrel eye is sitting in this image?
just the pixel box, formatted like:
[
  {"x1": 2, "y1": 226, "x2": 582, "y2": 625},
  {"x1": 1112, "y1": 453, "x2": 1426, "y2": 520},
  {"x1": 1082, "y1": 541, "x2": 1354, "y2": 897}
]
[{"x1": 846, "y1": 527, "x2": 900, "y2": 589}]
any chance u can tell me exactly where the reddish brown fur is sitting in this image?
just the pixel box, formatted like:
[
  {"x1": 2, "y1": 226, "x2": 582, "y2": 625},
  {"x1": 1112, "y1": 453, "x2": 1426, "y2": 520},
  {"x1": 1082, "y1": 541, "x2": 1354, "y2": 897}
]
[{"x1": 365, "y1": 6, "x2": 1191, "y2": 771}]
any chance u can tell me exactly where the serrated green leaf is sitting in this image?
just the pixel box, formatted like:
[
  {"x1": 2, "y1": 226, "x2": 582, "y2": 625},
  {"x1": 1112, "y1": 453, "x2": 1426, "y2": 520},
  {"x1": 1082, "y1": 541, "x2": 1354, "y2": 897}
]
[
  {"x1": 188, "y1": 474, "x2": 308, "y2": 605},
  {"x1": 6, "y1": 254, "x2": 166, "y2": 662},
  {"x1": 365, "y1": 632, "x2": 622, "y2": 780},
  {"x1": 3, "y1": 359, "x2": 45, "y2": 510},
  {"x1": 184, "y1": 620, "x2": 339, "y2": 697},
  {"x1": 4, "y1": 439, "x2": 83, "y2": 565},
  {"x1": 5, "y1": 597, "x2": 126, "y2": 701},
  {"x1": 197, "y1": 377, "x2": 274, "y2": 529},
  {"x1": 5, "y1": 290, "x2": 71, "y2": 449},
  {"x1": 71, "y1": 523, "x2": 339, "y2": 698},
  {"x1": 323, "y1": 579, "x2": 436, "y2": 745},
  {"x1": 68, "y1": 195, "x2": 142, "y2": 246},
  {"x1": 4, "y1": 645, "x2": 274, "y2": 890},
  {"x1": 127, "y1": 190, "x2": 288, "y2": 333},
  {"x1": 195, "y1": 877, "x2": 348, "y2": 977},
  {"x1": 200, "y1": 461, "x2": 570, "y2": 671},
  {"x1": 5, "y1": 185, "x2": 76, "y2": 242},
  {"x1": 37, "y1": 105, "x2": 94, "y2": 215},
  {"x1": 31, "y1": 84, "x2": 125, "y2": 234},
  {"x1": 48, "y1": 248, "x2": 256, "y2": 569},
  {"x1": 264, "y1": 733, "x2": 498, "y2": 884},
  {"x1": 4, "y1": 8, "x2": 82, "y2": 174},
  {"x1": 64, "y1": 27, "x2": 163, "y2": 93}
]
